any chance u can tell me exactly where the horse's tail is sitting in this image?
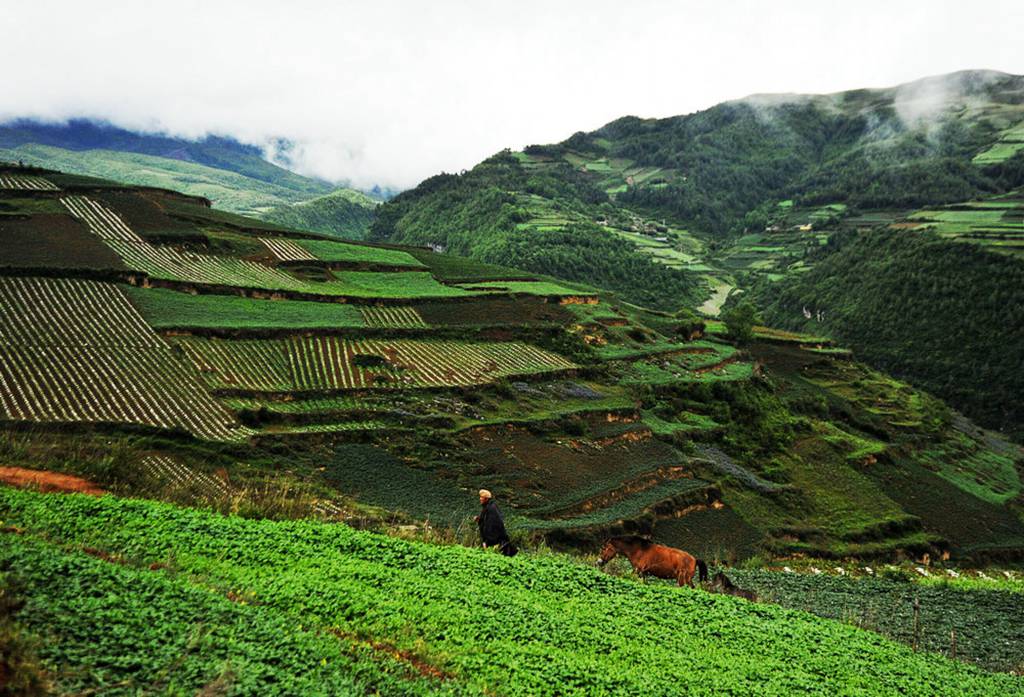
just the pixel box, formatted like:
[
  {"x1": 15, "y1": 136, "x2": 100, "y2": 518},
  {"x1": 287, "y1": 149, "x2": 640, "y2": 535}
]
[{"x1": 696, "y1": 559, "x2": 708, "y2": 583}]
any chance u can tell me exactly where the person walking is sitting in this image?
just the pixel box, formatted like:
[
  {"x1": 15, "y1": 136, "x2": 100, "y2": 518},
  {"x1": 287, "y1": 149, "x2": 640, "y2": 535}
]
[{"x1": 475, "y1": 489, "x2": 517, "y2": 556}]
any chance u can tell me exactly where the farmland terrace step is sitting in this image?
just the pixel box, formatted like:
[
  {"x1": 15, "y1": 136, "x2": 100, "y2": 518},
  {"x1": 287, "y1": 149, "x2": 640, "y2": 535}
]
[
  {"x1": 536, "y1": 482, "x2": 722, "y2": 549},
  {"x1": 451, "y1": 407, "x2": 639, "y2": 433},
  {"x1": 126, "y1": 276, "x2": 588, "y2": 306},
  {"x1": 537, "y1": 465, "x2": 713, "y2": 518},
  {"x1": 154, "y1": 323, "x2": 567, "y2": 342}
]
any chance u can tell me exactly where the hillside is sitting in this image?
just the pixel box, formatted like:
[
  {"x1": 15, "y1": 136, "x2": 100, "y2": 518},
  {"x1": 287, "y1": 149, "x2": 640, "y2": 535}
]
[
  {"x1": 2, "y1": 488, "x2": 1022, "y2": 695},
  {"x1": 370, "y1": 70, "x2": 1024, "y2": 434},
  {"x1": 260, "y1": 186, "x2": 378, "y2": 239},
  {"x1": 752, "y1": 218, "x2": 1024, "y2": 438},
  {"x1": 2, "y1": 164, "x2": 1024, "y2": 689},
  {"x1": 0, "y1": 119, "x2": 377, "y2": 230},
  {"x1": 2, "y1": 162, "x2": 1023, "y2": 559}
]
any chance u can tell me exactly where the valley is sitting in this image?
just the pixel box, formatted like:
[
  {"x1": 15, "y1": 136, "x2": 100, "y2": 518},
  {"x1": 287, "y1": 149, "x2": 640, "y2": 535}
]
[{"x1": 2, "y1": 69, "x2": 1024, "y2": 695}]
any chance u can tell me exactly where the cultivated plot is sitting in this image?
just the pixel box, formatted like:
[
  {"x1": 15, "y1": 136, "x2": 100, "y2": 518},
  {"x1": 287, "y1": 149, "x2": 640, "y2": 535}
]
[
  {"x1": 0, "y1": 344, "x2": 250, "y2": 441},
  {"x1": 289, "y1": 337, "x2": 577, "y2": 389},
  {"x1": 175, "y1": 337, "x2": 292, "y2": 392},
  {"x1": 175, "y1": 336, "x2": 576, "y2": 391},
  {"x1": 0, "y1": 173, "x2": 59, "y2": 191},
  {"x1": 260, "y1": 237, "x2": 317, "y2": 262},
  {"x1": 359, "y1": 306, "x2": 427, "y2": 328},
  {"x1": 0, "y1": 276, "x2": 250, "y2": 441},
  {"x1": 0, "y1": 276, "x2": 160, "y2": 348}
]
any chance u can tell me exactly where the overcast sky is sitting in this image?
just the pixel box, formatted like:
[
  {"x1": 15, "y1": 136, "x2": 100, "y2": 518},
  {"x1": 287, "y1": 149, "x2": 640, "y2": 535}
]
[{"x1": 3, "y1": 1, "x2": 1022, "y2": 190}]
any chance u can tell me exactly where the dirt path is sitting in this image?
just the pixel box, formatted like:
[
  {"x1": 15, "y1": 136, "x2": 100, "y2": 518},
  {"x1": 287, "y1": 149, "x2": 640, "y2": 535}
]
[
  {"x1": 699, "y1": 277, "x2": 733, "y2": 317},
  {"x1": 0, "y1": 466, "x2": 105, "y2": 496}
]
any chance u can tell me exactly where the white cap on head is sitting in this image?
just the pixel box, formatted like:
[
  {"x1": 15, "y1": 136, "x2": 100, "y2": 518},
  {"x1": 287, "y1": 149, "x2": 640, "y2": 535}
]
[{"x1": 478, "y1": 489, "x2": 492, "y2": 500}]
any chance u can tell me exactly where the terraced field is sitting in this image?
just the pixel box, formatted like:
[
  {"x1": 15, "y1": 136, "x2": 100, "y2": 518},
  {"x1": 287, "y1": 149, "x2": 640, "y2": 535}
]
[
  {"x1": 288, "y1": 337, "x2": 576, "y2": 389},
  {"x1": 259, "y1": 236, "x2": 316, "y2": 262},
  {"x1": 175, "y1": 336, "x2": 575, "y2": 392},
  {"x1": 902, "y1": 192, "x2": 1024, "y2": 256},
  {"x1": 61, "y1": 195, "x2": 557, "y2": 299},
  {"x1": 359, "y1": 305, "x2": 427, "y2": 328},
  {"x1": 2, "y1": 164, "x2": 1022, "y2": 573},
  {"x1": 0, "y1": 172, "x2": 60, "y2": 190},
  {"x1": 0, "y1": 277, "x2": 248, "y2": 441},
  {"x1": 973, "y1": 122, "x2": 1024, "y2": 165}
]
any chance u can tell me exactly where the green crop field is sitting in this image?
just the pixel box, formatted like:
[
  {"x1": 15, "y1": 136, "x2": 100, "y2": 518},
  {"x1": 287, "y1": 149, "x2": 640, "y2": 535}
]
[
  {"x1": 2, "y1": 489, "x2": 1020, "y2": 696},
  {"x1": 360, "y1": 305, "x2": 427, "y2": 328},
  {"x1": 294, "y1": 239, "x2": 426, "y2": 267},
  {"x1": 125, "y1": 287, "x2": 367, "y2": 330},
  {"x1": 726, "y1": 569, "x2": 1024, "y2": 673},
  {"x1": 902, "y1": 195, "x2": 1024, "y2": 256}
]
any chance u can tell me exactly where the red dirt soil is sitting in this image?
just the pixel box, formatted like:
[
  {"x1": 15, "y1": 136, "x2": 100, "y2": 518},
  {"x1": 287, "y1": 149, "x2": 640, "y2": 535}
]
[{"x1": 0, "y1": 466, "x2": 105, "y2": 496}]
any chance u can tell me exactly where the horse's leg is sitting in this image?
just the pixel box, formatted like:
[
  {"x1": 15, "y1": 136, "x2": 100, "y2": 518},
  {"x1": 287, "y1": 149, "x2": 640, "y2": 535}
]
[
  {"x1": 678, "y1": 557, "x2": 696, "y2": 587},
  {"x1": 631, "y1": 550, "x2": 649, "y2": 583}
]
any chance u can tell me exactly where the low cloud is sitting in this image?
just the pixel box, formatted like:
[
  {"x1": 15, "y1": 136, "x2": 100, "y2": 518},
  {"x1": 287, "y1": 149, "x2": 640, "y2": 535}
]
[
  {"x1": 1, "y1": 1, "x2": 1020, "y2": 191},
  {"x1": 892, "y1": 69, "x2": 1005, "y2": 132}
]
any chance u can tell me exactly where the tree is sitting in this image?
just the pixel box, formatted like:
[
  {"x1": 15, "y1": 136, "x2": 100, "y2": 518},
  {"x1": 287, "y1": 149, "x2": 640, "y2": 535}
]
[{"x1": 722, "y1": 301, "x2": 761, "y2": 345}]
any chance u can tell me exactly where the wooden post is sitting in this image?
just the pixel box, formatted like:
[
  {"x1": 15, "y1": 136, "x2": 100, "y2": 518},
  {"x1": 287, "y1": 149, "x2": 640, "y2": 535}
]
[
  {"x1": 950, "y1": 628, "x2": 957, "y2": 660},
  {"x1": 912, "y1": 596, "x2": 921, "y2": 652}
]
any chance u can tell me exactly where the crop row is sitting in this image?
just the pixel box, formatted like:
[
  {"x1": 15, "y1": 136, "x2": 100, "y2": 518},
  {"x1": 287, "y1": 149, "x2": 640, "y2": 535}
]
[
  {"x1": 0, "y1": 344, "x2": 250, "y2": 441},
  {"x1": 61, "y1": 196, "x2": 327, "y2": 290},
  {"x1": 60, "y1": 196, "x2": 492, "y2": 298},
  {"x1": 290, "y1": 337, "x2": 575, "y2": 389},
  {"x1": 176, "y1": 337, "x2": 293, "y2": 391},
  {"x1": 360, "y1": 305, "x2": 427, "y2": 328},
  {"x1": 141, "y1": 454, "x2": 231, "y2": 496},
  {"x1": 2, "y1": 489, "x2": 1016, "y2": 695},
  {"x1": 176, "y1": 336, "x2": 575, "y2": 391},
  {"x1": 727, "y1": 569, "x2": 1024, "y2": 672},
  {"x1": 223, "y1": 395, "x2": 368, "y2": 414},
  {"x1": 260, "y1": 420, "x2": 387, "y2": 435},
  {"x1": 260, "y1": 237, "x2": 316, "y2": 262},
  {"x1": 0, "y1": 173, "x2": 59, "y2": 190},
  {"x1": 0, "y1": 276, "x2": 161, "y2": 348}
]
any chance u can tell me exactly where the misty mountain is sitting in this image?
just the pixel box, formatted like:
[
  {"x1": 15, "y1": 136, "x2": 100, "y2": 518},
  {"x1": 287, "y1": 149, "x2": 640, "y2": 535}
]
[
  {"x1": 370, "y1": 70, "x2": 1024, "y2": 434},
  {"x1": 0, "y1": 118, "x2": 330, "y2": 197},
  {"x1": 0, "y1": 119, "x2": 380, "y2": 234},
  {"x1": 260, "y1": 187, "x2": 378, "y2": 239}
]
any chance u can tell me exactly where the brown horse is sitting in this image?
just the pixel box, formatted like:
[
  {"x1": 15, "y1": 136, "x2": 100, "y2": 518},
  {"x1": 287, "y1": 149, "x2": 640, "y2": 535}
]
[{"x1": 597, "y1": 536, "x2": 707, "y2": 587}]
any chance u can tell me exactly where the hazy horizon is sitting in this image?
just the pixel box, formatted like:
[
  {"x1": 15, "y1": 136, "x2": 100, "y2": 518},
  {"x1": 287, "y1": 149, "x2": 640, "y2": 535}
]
[{"x1": 3, "y1": 0, "x2": 1022, "y2": 190}]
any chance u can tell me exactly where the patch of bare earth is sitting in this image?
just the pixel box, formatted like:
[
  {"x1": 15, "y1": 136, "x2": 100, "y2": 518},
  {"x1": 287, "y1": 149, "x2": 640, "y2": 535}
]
[{"x1": 0, "y1": 466, "x2": 105, "y2": 496}]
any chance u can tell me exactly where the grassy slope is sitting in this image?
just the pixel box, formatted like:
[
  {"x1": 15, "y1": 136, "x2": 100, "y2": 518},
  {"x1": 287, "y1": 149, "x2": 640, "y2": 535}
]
[
  {"x1": 0, "y1": 143, "x2": 321, "y2": 215},
  {"x1": 260, "y1": 188, "x2": 378, "y2": 239},
  {"x1": 2, "y1": 488, "x2": 1020, "y2": 696},
  {"x1": 0, "y1": 119, "x2": 329, "y2": 196},
  {"x1": 369, "y1": 153, "x2": 703, "y2": 311}
]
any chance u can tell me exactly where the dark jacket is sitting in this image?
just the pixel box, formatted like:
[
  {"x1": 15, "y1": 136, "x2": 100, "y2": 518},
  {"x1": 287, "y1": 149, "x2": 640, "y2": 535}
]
[{"x1": 477, "y1": 498, "x2": 510, "y2": 547}]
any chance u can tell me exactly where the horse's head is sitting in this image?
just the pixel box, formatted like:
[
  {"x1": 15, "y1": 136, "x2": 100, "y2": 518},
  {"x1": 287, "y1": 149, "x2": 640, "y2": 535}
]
[{"x1": 597, "y1": 539, "x2": 618, "y2": 566}]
